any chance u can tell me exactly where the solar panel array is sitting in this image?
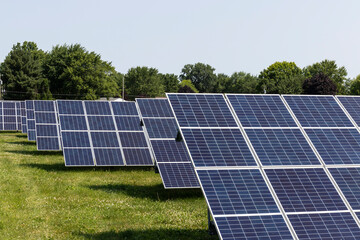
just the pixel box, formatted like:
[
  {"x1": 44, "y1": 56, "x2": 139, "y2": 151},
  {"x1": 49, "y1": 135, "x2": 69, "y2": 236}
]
[
  {"x1": 0, "y1": 101, "x2": 22, "y2": 131},
  {"x1": 57, "y1": 100, "x2": 153, "y2": 166},
  {"x1": 136, "y1": 98, "x2": 199, "y2": 189},
  {"x1": 34, "y1": 100, "x2": 61, "y2": 151},
  {"x1": 20, "y1": 101, "x2": 27, "y2": 133},
  {"x1": 25, "y1": 100, "x2": 36, "y2": 141},
  {"x1": 168, "y1": 93, "x2": 360, "y2": 240}
]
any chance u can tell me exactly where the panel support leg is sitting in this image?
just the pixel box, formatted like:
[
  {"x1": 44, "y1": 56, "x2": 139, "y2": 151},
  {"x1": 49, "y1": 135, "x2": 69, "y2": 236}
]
[{"x1": 207, "y1": 208, "x2": 216, "y2": 235}]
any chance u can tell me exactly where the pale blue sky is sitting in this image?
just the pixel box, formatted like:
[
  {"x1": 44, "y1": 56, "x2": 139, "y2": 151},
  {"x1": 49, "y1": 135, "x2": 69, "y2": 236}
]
[{"x1": 1, "y1": 0, "x2": 360, "y2": 78}]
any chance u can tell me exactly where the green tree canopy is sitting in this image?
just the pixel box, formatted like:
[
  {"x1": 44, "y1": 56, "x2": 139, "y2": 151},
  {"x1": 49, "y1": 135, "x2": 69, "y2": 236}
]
[
  {"x1": 303, "y1": 73, "x2": 337, "y2": 95},
  {"x1": 178, "y1": 80, "x2": 198, "y2": 93},
  {"x1": 180, "y1": 63, "x2": 217, "y2": 92},
  {"x1": 303, "y1": 60, "x2": 347, "y2": 94},
  {"x1": 0, "y1": 41, "x2": 51, "y2": 100},
  {"x1": 43, "y1": 44, "x2": 119, "y2": 100},
  {"x1": 229, "y1": 72, "x2": 259, "y2": 93},
  {"x1": 349, "y1": 75, "x2": 360, "y2": 95},
  {"x1": 258, "y1": 61, "x2": 303, "y2": 94},
  {"x1": 213, "y1": 73, "x2": 230, "y2": 93},
  {"x1": 159, "y1": 73, "x2": 179, "y2": 93},
  {"x1": 124, "y1": 66, "x2": 164, "y2": 100}
]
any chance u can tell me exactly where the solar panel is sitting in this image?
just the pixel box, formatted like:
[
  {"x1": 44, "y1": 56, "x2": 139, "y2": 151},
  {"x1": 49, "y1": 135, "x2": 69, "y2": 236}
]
[
  {"x1": 266, "y1": 168, "x2": 347, "y2": 212},
  {"x1": 306, "y1": 128, "x2": 360, "y2": 165},
  {"x1": 0, "y1": 101, "x2": 19, "y2": 130},
  {"x1": 16, "y1": 102, "x2": 21, "y2": 130},
  {"x1": 288, "y1": 212, "x2": 360, "y2": 239},
  {"x1": 337, "y1": 96, "x2": 360, "y2": 126},
  {"x1": 20, "y1": 101, "x2": 27, "y2": 133},
  {"x1": 25, "y1": 100, "x2": 36, "y2": 141},
  {"x1": 34, "y1": 100, "x2": 61, "y2": 151},
  {"x1": 136, "y1": 98, "x2": 199, "y2": 189},
  {"x1": 246, "y1": 129, "x2": 320, "y2": 166},
  {"x1": 215, "y1": 215, "x2": 293, "y2": 240},
  {"x1": 0, "y1": 102, "x2": 3, "y2": 130},
  {"x1": 283, "y1": 95, "x2": 353, "y2": 127},
  {"x1": 57, "y1": 100, "x2": 152, "y2": 166},
  {"x1": 227, "y1": 94, "x2": 297, "y2": 127}
]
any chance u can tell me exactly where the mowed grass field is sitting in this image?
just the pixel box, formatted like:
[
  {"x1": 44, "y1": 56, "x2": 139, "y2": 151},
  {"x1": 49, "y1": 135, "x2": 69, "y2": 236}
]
[{"x1": 0, "y1": 131, "x2": 218, "y2": 240}]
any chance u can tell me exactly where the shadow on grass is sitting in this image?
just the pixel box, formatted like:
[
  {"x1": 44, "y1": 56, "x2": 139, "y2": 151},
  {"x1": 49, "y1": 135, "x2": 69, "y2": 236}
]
[
  {"x1": 15, "y1": 134, "x2": 28, "y2": 139},
  {"x1": 77, "y1": 228, "x2": 217, "y2": 240},
  {"x1": 6, "y1": 141, "x2": 36, "y2": 146},
  {"x1": 21, "y1": 162, "x2": 154, "y2": 173},
  {"x1": 87, "y1": 183, "x2": 203, "y2": 201},
  {"x1": 6, "y1": 149, "x2": 62, "y2": 156}
]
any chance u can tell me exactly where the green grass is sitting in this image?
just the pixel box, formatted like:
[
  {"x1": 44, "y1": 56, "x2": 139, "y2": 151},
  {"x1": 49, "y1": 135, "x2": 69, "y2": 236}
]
[{"x1": 0, "y1": 132, "x2": 218, "y2": 240}]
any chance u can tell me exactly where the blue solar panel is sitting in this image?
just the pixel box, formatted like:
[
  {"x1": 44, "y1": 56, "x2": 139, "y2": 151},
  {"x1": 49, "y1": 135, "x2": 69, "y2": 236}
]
[
  {"x1": 59, "y1": 116, "x2": 88, "y2": 130},
  {"x1": 63, "y1": 148, "x2": 94, "y2": 166},
  {"x1": 181, "y1": 128, "x2": 256, "y2": 167},
  {"x1": 26, "y1": 100, "x2": 36, "y2": 141},
  {"x1": 197, "y1": 169, "x2": 279, "y2": 215},
  {"x1": 266, "y1": 168, "x2": 347, "y2": 212},
  {"x1": 143, "y1": 118, "x2": 178, "y2": 139},
  {"x1": 61, "y1": 132, "x2": 91, "y2": 148},
  {"x1": 114, "y1": 116, "x2": 142, "y2": 131},
  {"x1": 34, "y1": 100, "x2": 55, "y2": 112},
  {"x1": 91, "y1": 132, "x2": 120, "y2": 148},
  {"x1": 284, "y1": 95, "x2": 353, "y2": 127},
  {"x1": 37, "y1": 138, "x2": 60, "y2": 151},
  {"x1": 119, "y1": 132, "x2": 148, "y2": 147},
  {"x1": 27, "y1": 130, "x2": 36, "y2": 141},
  {"x1": 94, "y1": 149, "x2": 124, "y2": 166},
  {"x1": 85, "y1": 101, "x2": 112, "y2": 115},
  {"x1": 111, "y1": 102, "x2": 138, "y2": 116},
  {"x1": 215, "y1": 215, "x2": 293, "y2": 240},
  {"x1": 35, "y1": 112, "x2": 57, "y2": 124},
  {"x1": 20, "y1": 101, "x2": 27, "y2": 133},
  {"x1": 227, "y1": 94, "x2": 297, "y2": 127},
  {"x1": 157, "y1": 163, "x2": 199, "y2": 188},
  {"x1": 246, "y1": 129, "x2": 320, "y2": 166},
  {"x1": 151, "y1": 140, "x2": 191, "y2": 163},
  {"x1": 306, "y1": 128, "x2": 360, "y2": 165},
  {"x1": 167, "y1": 94, "x2": 238, "y2": 127},
  {"x1": 136, "y1": 98, "x2": 174, "y2": 118},
  {"x1": 1, "y1": 101, "x2": 19, "y2": 131},
  {"x1": 329, "y1": 168, "x2": 360, "y2": 210},
  {"x1": 288, "y1": 212, "x2": 360, "y2": 239},
  {"x1": 36, "y1": 125, "x2": 58, "y2": 137},
  {"x1": 337, "y1": 96, "x2": 360, "y2": 126},
  {"x1": 123, "y1": 148, "x2": 153, "y2": 165},
  {"x1": 87, "y1": 116, "x2": 116, "y2": 130},
  {"x1": 57, "y1": 100, "x2": 84, "y2": 115}
]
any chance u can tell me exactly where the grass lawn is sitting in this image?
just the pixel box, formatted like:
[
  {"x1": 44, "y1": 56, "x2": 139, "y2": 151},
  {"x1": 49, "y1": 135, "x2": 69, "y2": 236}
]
[{"x1": 0, "y1": 131, "x2": 218, "y2": 240}]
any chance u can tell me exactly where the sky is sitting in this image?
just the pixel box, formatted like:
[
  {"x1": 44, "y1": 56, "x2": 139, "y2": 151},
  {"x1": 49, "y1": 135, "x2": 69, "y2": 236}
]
[{"x1": 1, "y1": 0, "x2": 360, "y2": 78}]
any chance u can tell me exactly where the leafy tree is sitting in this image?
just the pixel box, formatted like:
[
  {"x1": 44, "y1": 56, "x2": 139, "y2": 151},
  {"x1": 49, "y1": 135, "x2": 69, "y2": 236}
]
[
  {"x1": 0, "y1": 41, "x2": 51, "y2": 100},
  {"x1": 159, "y1": 73, "x2": 179, "y2": 93},
  {"x1": 303, "y1": 60, "x2": 347, "y2": 94},
  {"x1": 178, "y1": 80, "x2": 198, "y2": 93},
  {"x1": 213, "y1": 73, "x2": 231, "y2": 93},
  {"x1": 43, "y1": 44, "x2": 119, "y2": 100},
  {"x1": 258, "y1": 61, "x2": 303, "y2": 94},
  {"x1": 180, "y1": 63, "x2": 217, "y2": 92},
  {"x1": 349, "y1": 75, "x2": 360, "y2": 95},
  {"x1": 124, "y1": 66, "x2": 164, "y2": 100},
  {"x1": 229, "y1": 72, "x2": 259, "y2": 93},
  {"x1": 303, "y1": 73, "x2": 337, "y2": 95}
]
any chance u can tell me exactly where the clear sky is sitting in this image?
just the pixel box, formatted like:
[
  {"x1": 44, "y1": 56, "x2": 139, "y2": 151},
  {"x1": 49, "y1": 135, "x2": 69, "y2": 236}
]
[{"x1": 1, "y1": 0, "x2": 360, "y2": 78}]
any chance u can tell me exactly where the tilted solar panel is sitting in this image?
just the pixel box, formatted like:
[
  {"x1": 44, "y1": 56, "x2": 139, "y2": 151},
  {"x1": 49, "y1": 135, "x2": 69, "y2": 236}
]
[
  {"x1": 1, "y1": 101, "x2": 19, "y2": 130},
  {"x1": 25, "y1": 100, "x2": 36, "y2": 141},
  {"x1": 20, "y1": 101, "x2": 27, "y2": 133},
  {"x1": 142, "y1": 118, "x2": 178, "y2": 139},
  {"x1": 337, "y1": 96, "x2": 360, "y2": 126},
  {"x1": 137, "y1": 98, "x2": 174, "y2": 118}
]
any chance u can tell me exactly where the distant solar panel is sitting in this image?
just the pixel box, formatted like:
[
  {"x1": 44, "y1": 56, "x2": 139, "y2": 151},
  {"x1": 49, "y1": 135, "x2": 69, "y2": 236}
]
[
  {"x1": 1, "y1": 101, "x2": 18, "y2": 130},
  {"x1": 246, "y1": 128, "x2": 320, "y2": 166},
  {"x1": 227, "y1": 94, "x2": 297, "y2": 127},
  {"x1": 26, "y1": 100, "x2": 36, "y2": 141},
  {"x1": 288, "y1": 212, "x2": 360, "y2": 239},
  {"x1": 20, "y1": 101, "x2": 27, "y2": 133},
  {"x1": 137, "y1": 98, "x2": 199, "y2": 189},
  {"x1": 16, "y1": 102, "x2": 21, "y2": 130},
  {"x1": 34, "y1": 100, "x2": 61, "y2": 151},
  {"x1": 283, "y1": 95, "x2": 353, "y2": 127},
  {"x1": 0, "y1": 102, "x2": 3, "y2": 130}
]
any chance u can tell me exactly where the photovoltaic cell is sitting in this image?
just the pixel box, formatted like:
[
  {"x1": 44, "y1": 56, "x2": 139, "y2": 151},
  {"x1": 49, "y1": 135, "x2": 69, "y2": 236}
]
[
  {"x1": 167, "y1": 94, "x2": 238, "y2": 127},
  {"x1": 215, "y1": 215, "x2": 293, "y2": 240},
  {"x1": 115, "y1": 116, "x2": 142, "y2": 131},
  {"x1": 283, "y1": 95, "x2": 353, "y2": 127},
  {"x1": 57, "y1": 100, "x2": 84, "y2": 115},
  {"x1": 266, "y1": 168, "x2": 347, "y2": 212},
  {"x1": 84, "y1": 101, "x2": 112, "y2": 115},
  {"x1": 123, "y1": 148, "x2": 153, "y2": 165},
  {"x1": 21, "y1": 101, "x2": 27, "y2": 133},
  {"x1": 26, "y1": 100, "x2": 36, "y2": 141},
  {"x1": 137, "y1": 98, "x2": 174, "y2": 118},
  {"x1": 337, "y1": 96, "x2": 360, "y2": 126},
  {"x1": 94, "y1": 149, "x2": 124, "y2": 166},
  {"x1": 119, "y1": 132, "x2": 148, "y2": 148},
  {"x1": 181, "y1": 128, "x2": 256, "y2": 167},
  {"x1": 288, "y1": 212, "x2": 360, "y2": 240},
  {"x1": 305, "y1": 128, "x2": 360, "y2": 165},
  {"x1": 329, "y1": 168, "x2": 360, "y2": 210},
  {"x1": 63, "y1": 148, "x2": 94, "y2": 166},
  {"x1": 227, "y1": 94, "x2": 297, "y2": 127},
  {"x1": 111, "y1": 101, "x2": 138, "y2": 116},
  {"x1": 151, "y1": 140, "x2": 191, "y2": 163},
  {"x1": 246, "y1": 129, "x2": 320, "y2": 166},
  {"x1": 157, "y1": 163, "x2": 199, "y2": 188},
  {"x1": 197, "y1": 169, "x2": 279, "y2": 215},
  {"x1": 143, "y1": 118, "x2": 178, "y2": 139}
]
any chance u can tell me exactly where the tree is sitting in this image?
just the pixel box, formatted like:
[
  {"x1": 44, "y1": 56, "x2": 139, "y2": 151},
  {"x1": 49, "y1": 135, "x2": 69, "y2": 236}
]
[
  {"x1": 180, "y1": 63, "x2": 217, "y2": 92},
  {"x1": 303, "y1": 60, "x2": 347, "y2": 94},
  {"x1": 303, "y1": 73, "x2": 337, "y2": 95},
  {"x1": 258, "y1": 61, "x2": 304, "y2": 94},
  {"x1": 349, "y1": 75, "x2": 360, "y2": 95},
  {"x1": 124, "y1": 66, "x2": 164, "y2": 100},
  {"x1": 159, "y1": 73, "x2": 179, "y2": 93},
  {"x1": 43, "y1": 44, "x2": 120, "y2": 100},
  {"x1": 0, "y1": 41, "x2": 51, "y2": 100},
  {"x1": 213, "y1": 73, "x2": 231, "y2": 93},
  {"x1": 178, "y1": 80, "x2": 198, "y2": 93},
  {"x1": 229, "y1": 72, "x2": 259, "y2": 93}
]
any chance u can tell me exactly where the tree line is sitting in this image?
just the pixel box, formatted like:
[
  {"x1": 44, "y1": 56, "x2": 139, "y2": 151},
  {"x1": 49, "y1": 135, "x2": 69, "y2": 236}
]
[{"x1": 1, "y1": 41, "x2": 359, "y2": 100}]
